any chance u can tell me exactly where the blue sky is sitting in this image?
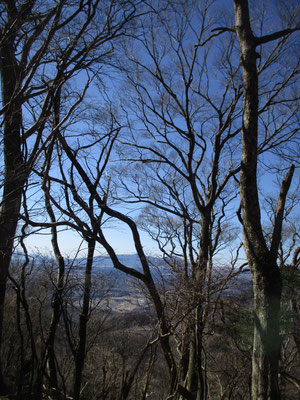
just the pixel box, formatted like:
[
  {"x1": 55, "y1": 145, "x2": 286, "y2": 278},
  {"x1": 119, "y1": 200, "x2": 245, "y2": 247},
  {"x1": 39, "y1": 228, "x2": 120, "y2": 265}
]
[
  {"x1": 21, "y1": 217, "x2": 159, "y2": 257},
  {"x1": 10, "y1": 0, "x2": 300, "y2": 262}
]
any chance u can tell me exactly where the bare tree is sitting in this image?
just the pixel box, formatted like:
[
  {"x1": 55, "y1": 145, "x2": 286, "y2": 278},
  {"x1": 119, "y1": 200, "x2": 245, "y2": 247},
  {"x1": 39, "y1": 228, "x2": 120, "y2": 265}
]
[
  {"x1": 3, "y1": 1, "x2": 298, "y2": 398},
  {"x1": 26, "y1": 96, "x2": 179, "y2": 397},
  {"x1": 0, "y1": 0, "x2": 140, "y2": 393},
  {"x1": 114, "y1": 1, "x2": 299, "y2": 398},
  {"x1": 232, "y1": 0, "x2": 299, "y2": 398},
  {"x1": 29, "y1": 1, "x2": 300, "y2": 398},
  {"x1": 112, "y1": 2, "x2": 244, "y2": 398}
]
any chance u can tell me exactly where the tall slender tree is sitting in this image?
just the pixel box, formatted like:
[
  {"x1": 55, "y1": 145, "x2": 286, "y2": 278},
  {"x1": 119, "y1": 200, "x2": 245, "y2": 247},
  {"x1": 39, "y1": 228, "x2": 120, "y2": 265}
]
[{"x1": 232, "y1": 1, "x2": 299, "y2": 398}]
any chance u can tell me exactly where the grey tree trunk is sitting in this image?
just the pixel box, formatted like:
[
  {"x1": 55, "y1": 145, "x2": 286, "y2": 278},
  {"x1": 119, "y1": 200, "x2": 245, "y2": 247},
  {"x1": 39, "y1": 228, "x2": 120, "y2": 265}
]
[
  {"x1": 233, "y1": 1, "x2": 296, "y2": 399},
  {"x1": 251, "y1": 265, "x2": 282, "y2": 400},
  {"x1": 181, "y1": 214, "x2": 210, "y2": 400}
]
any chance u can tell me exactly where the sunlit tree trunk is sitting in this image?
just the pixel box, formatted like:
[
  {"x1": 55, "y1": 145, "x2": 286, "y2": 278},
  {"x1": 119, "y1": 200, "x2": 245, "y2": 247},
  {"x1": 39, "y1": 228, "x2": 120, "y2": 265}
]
[
  {"x1": 250, "y1": 266, "x2": 282, "y2": 400},
  {"x1": 233, "y1": 1, "x2": 296, "y2": 398}
]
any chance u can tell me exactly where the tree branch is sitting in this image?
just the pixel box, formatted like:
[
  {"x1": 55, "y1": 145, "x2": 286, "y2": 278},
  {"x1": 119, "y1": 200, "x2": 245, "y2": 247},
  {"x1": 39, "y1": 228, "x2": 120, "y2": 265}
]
[
  {"x1": 196, "y1": 27, "x2": 235, "y2": 47},
  {"x1": 270, "y1": 165, "x2": 295, "y2": 260},
  {"x1": 256, "y1": 27, "x2": 300, "y2": 45},
  {"x1": 292, "y1": 246, "x2": 300, "y2": 268}
]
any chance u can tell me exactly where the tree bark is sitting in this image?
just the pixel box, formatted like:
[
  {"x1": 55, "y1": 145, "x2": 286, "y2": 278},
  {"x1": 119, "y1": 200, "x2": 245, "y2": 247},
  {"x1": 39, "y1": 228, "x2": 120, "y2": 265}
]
[
  {"x1": 183, "y1": 213, "x2": 210, "y2": 400},
  {"x1": 44, "y1": 200, "x2": 66, "y2": 390},
  {"x1": 73, "y1": 237, "x2": 95, "y2": 400},
  {"x1": 0, "y1": 7, "x2": 26, "y2": 393},
  {"x1": 250, "y1": 264, "x2": 282, "y2": 400},
  {"x1": 233, "y1": 1, "x2": 295, "y2": 399}
]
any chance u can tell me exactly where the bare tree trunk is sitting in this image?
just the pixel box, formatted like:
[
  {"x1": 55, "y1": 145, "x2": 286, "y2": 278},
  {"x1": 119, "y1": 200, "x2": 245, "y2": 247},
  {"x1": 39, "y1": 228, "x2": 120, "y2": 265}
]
[
  {"x1": 0, "y1": 14, "x2": 25, "y2": 394},
  {"x1": 233, "y1": 1, "x2": 296, "y2": 399},
  {"x1": 44, "y1": 210, "x2": 66, "y2": 390},
  {"x1": 41, "y1": 90, "x2": 66, "y2": 392},
  {"x1": 56, "y1": 129, "x2": 180, "y2": 396},
  {"x1": 289, "y1": 248, "x2": 300, "y2": 357},
  {"x1": 73, "y1": 237, "x2": 95, "y2": 400},
  {"x1": 251, "y1": 266, "x2": 282, "y2": 400},
  {"x1": 185, "y1": 326, "x2": 206, "y2": 400},
  {"x1": 184, "y1": 214, "x2": 210, "y2": 400}
]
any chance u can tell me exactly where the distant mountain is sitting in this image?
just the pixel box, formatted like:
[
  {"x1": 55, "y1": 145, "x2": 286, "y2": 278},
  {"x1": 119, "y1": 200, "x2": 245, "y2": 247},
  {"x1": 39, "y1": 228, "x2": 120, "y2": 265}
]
[
  {"x1": 11, "y1": 252, "x2": 253, "y2": 313},
  {"x1": 12, "y1": 251, "x2": 253, "y2": 289},
  {"x1": 90, "y1": 254, "x2": 165, "y2": 269},
  {"x1": 74, "y1": 253, "x2": 173, "y2": 283}
]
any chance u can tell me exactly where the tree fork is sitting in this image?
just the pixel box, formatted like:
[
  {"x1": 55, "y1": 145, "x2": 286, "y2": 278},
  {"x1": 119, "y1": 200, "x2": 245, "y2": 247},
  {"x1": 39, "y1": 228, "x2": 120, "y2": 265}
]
[{"x1": 233, "y1": 1, "x2": 297, "y2": 399}]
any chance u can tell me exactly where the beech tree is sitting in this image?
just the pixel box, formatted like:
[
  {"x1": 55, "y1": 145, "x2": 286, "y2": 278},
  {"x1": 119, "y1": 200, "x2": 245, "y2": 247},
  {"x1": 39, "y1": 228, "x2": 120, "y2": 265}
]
[
  {"x1": 113, "y1": 1, "x2": 299, "y2": 398},
  {"x1": 113, "y1": 2, "x2": 243, "y2": 397},
  {"x1": 1, "y1": 1, "x2": 299, "y2": 398},
  {"x1": 29, "y1": 1, "x2": 298, "y2": 398},
  {"x1": 18, "y1": 83, "x2": 177, "y2": 397},
  {"x1": 0, "y1": 0, "x2": 140, "y2": 394},
  {"x1": 232, "y1": 0, "x2": 299, "y2": 399}
]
